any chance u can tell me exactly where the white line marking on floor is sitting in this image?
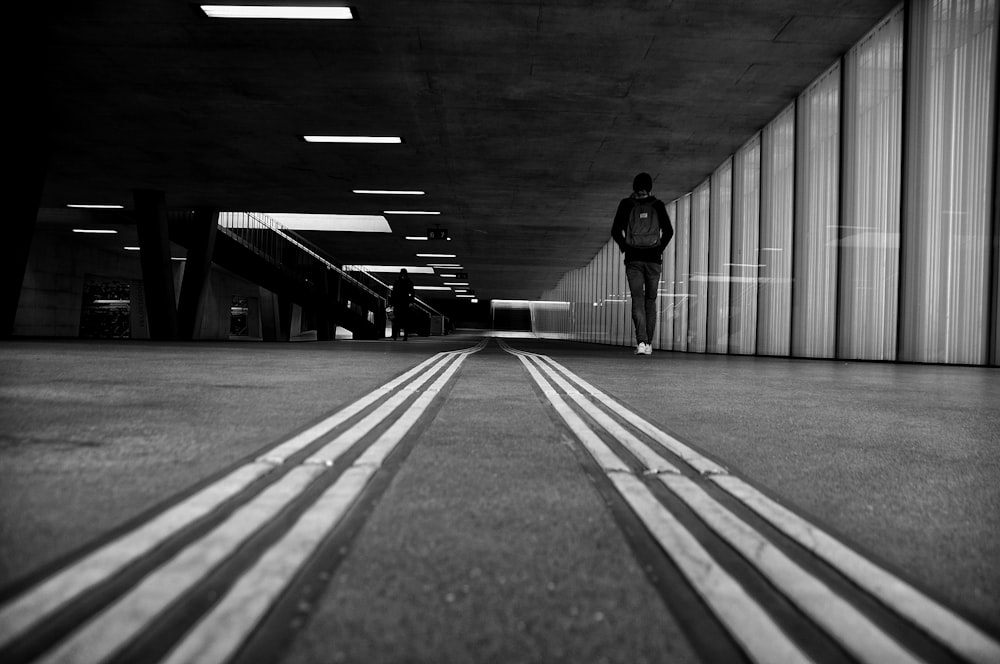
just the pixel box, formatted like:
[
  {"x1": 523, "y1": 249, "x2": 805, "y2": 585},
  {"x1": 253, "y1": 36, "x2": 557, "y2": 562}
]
[
  {"x1": 610, "y1": 472, "x2": 815, "y2": 664},
  {"x1": 509, "y1": 345, "x2": 814, "y2": 664},
  {"x1": 712, "y1": 474, "x2": 1000, "y2": 664},
  {"x1": 502, "y1": 341, "x2": 727, "y2": 475},
  {"x1": 515, "y1": 354, "x2": 630, "y2": 474},
  {"x1": 0, "y1": 461, "x2": 274, "y2": 650},
  {"x1": 660, "y1": 474, "x2": 923, "y2": 664},
  {"x1": 0, "y1": 343, "x2": 485, "y2": 656},
  {"x1": 304, "y1": 353, "x2": 458, "y2": 465},
  {"x1": 160, "y1": 348, "x2": 477, "y2": 664},
  {"x1": 519, "y1": 353, "x2": 681, "y2": 475},
  {"x1": 257, "y1": 352, "x2": 450, "y2": 464},
  {"x1": 35, "y1": 465, "x2": 328, "y2": 664}
]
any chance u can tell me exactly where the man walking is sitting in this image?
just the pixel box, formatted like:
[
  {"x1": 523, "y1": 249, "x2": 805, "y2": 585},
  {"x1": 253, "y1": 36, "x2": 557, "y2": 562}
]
[
  {"x1": 611, "y1": 172, "x2": 673, "y2": 355},
  {"x1": 390, "y1": 268, "x2": 415, "y2": 341}
]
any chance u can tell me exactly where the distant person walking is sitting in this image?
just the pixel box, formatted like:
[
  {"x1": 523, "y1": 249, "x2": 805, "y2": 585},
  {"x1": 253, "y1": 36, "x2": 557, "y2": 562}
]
[
  {"x1": 611, "y1": 172, "x2": 673, "y2": 355},
  {"x1": 390, "y1": 268, "x2": 415, "y2": 341}
]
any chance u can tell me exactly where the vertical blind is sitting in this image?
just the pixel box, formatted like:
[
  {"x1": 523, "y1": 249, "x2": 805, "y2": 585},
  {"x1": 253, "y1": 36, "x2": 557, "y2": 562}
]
[
  {"x1": 659, "y1": 200, "x2": 678, "y2": 350},
  {"x1": 673, "y1": 194, "x2": 692, "y2": 351},
  {"x1": 708, "y1": 159, "x2": 733, "y2": 354},
  {"x1": 793, "y1": 63, "x2": 841, "y2": 358},
  {"x1": 758, "y1": 103, "x2": 796, "y2": 357},
  {"x1": 900, "y1": 0, "x2": 997, "y2": 364},
  {"x1": 730, "y1": 135, "x2": 761, "y2": 355},
  {"x1": 536, "y1": 0, "x2": 997, "y2": 366},
  {"x1": 689, "y1": 180, "x2": 711, "y2": 352},
  {"x1": 839, "y1": 6, "x2": 904, "y2": 361}
]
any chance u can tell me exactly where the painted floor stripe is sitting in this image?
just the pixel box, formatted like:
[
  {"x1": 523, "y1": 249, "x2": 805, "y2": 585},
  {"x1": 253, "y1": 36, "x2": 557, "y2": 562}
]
[
  {"x1": 161, "y1": 349, "x2": 477, "y2": 664},
  {"x1": 36, "y1": 465, "x2": 328, "y2": 664},
  {"x1": 609, "y1": 472, "x2": 815, "y2": 664},
  {"x1": 304, "y1": 353, "x2": 458, "y2": 465},
  {"x1": 531, "y1": 350, "x2": 727, "y2": 475},
  {"x1": 712, "y1": 474, "x2": 1000, "y2": 664},
  {"x1": 1, "y1": 343, "x2": 484, "y2": 660},
  {"x1": 660, "y1": 474, "x2": 923, "y2": 664},
  {"x1": 258, "y1": 352, "x2": 451, "y2": 464},
  {"x1": 507, "y1": 342, "x2": 999, "y2": 664},
  {"x1": 519, "y1": 353, "x2": 681, "y2": 474},
  {"x1": 515, "y1": 355, "x2": 630, "y2": 474},
  {"x1": 510, "y1": 347, "x2": 814, "y2": 664},
  {"x1": 0, "y1": 461, "x2": 274, "y2": 650}
]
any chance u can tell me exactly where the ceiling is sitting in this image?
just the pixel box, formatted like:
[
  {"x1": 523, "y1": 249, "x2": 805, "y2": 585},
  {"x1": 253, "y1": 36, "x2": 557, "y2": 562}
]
[{"x1": 32, "y1": 0, "x2": 900, "y2": 305}]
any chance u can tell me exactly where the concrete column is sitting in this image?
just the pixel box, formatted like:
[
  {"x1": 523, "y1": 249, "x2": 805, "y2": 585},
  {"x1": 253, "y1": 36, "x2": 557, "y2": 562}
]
[
  {"x1": 177, "y1": 208, "x2": 219, "y2": 340},
  {"x1": 133, "y1": 189, "x2": 179, "y2": 340},
  {"x1": 3, "y1": 10, "x2": 47, "y2": 338}
]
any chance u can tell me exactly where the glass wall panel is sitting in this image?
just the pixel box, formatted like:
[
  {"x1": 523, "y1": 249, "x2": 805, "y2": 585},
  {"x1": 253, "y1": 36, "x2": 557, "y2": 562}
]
[
  {"x1": 900, "y1": 0, "x2": 997, "y2": 364},
  {"x1": 708, "y1": 159, "x2": 733, "y2": 353},
  {"x1": 839, "y1": 6, "x2": 904, "y2": 360},
  {"x1": 659, "y1": 200, "x2": 679, "y2": 350},
  {"x1": 730, "y1": 134, "x2": 761, "y2": 354},
  {"x1": 758, "y1": 103, "x2": 796, "y2": 356},
  {"x1": 673, "y1": 194, "x2": 692, "y2": 351},
  {"x1": 689, "y1": 180, "x2": 711, "y2": 352},
  {"x1": 793, "y1": 63, "x2": 841, "y2": 358}
]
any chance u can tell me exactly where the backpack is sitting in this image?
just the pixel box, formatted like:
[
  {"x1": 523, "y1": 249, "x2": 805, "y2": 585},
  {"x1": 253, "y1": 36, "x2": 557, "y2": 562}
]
[{"x1": 625, "y1": 197, "x2": 661, "y2": 249}]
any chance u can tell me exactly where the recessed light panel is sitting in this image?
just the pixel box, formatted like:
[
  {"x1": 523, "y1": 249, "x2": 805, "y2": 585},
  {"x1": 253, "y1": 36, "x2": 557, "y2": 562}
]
[
  {"x1": 201, "y1": 5, "x2": 355, "y2": 20},
  {"x1": 354, "y1": 190, "x2": 424, "y2": 195},
  {"x1": 303, "y1": 135, "x2": 401, "y2": 144},
  {"x1": 72, "y1": 229, "x2": 118, "y2": 234},
  {"x1": 260, "y1": 213, "x2": 391, "y2": 233}
]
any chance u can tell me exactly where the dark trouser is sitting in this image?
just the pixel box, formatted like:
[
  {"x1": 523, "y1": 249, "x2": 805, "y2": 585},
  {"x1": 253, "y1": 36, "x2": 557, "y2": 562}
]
[
  {"x1": 625, "y1": 261, "x2": 661, "y2": 344},
  {"x1": 391, "y1": 304, "x2": 410, "y2": 339}
]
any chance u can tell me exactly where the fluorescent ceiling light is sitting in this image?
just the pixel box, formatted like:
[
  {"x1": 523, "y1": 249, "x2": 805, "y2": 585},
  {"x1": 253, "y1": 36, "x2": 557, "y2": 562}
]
[
  {"x1": 261, "y1": 213, "x2": 391, "y2": 233},
  {"x1": 383, "y1": 210, "x2": 439, "y2": 215},
  {"x1": 415, "y1": 286, "x2": 452, "y2": 291},
  {"x1": 303, "y1": 135, "x2": 401, "y2": 144},
  {"x1": 427, "y1": 263, "x2": 461, "y2": 268},
  {"x1": 456, "y1": 294, "x2": 476, "y2": 299},
  {"x1": 201, "y1": 5, "x2": 355, "y2": 20},
  {"x1": 416, "y1": 253, "x2": 456, "y2": 258},
  {"x1": 404, "y1": 236, "x2": 429, "y2": 241},
  {"x1": 343, "y1": 265, "x2": 435, "y2": 274},
  {"x1": 123, "y1": 246, "x2": 140, "y2": 251},
  {"x1": 72, "y1": 229, "x2": 118, "y2": 234},
  {"x1": 67, "y1": 204, "x2": 124, "y2": 209},
  {"x1": 438, "y1": 273, "x2": 457, "y2": 278},
  {"x1": 354, "y1": 189, "x2": 424, "y2": 195}
]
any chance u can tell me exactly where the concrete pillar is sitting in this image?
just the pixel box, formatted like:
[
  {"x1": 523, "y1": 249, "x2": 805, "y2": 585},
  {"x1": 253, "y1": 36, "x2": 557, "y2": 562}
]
[
  {"x1": 3, "y1": 10, "x2": 47, "y2": 338},
  {"x1": 177, "y1": 208, "x2": 219, "y2": 340},
  {"x1": 133, "y1": 189, "x2": 178, "y2": 340}
]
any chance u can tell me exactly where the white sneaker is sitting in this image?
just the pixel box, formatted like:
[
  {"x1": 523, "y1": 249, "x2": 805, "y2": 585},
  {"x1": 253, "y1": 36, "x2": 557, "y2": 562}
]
[
  {"x1": 634, "y1": 342, "x2": 645, "y2": 355},
  {"x1": 642, "y1": 343, "x2": 653, "y2": 355}
]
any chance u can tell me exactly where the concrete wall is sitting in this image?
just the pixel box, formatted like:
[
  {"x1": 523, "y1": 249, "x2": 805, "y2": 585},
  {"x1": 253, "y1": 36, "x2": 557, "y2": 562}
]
[{"x1": 14, "y1": 227, "x2": 270, "y2": 341}]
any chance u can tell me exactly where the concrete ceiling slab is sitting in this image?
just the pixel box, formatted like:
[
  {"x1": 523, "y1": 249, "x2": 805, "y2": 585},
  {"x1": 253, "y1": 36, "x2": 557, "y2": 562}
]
[{"x1": 32, "y1": 0, "x2": 901, "y2": 302}]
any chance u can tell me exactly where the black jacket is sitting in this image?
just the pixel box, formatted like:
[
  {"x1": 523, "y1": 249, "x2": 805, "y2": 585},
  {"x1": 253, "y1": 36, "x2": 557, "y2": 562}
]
[
  {"x1": 611, "y1": 194, "x2": 674, "y2": 263},
  {"x1": 391, "y1": 276, "x2": 415, "y2": 306}
]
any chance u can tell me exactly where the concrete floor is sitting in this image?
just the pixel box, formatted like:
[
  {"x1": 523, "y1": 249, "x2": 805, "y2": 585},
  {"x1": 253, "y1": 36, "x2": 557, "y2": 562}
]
[{"x1": 0, "y1": 336, "x2": 996, "y2": 663}]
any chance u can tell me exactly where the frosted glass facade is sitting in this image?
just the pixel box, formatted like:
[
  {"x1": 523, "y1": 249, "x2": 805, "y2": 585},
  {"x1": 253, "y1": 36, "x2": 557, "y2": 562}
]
[
  {"x1": 689, "y1": 181, "x2": 711, "y2": 353},
  {"x1": 839, "y1": 8, "x2": 904, "y2": 360},
  {"x1": 899, "y1": 0, "x2": 997, "y2": 364},
  {"x1": 538, "y1": 0, "x2": 997, "y2": 366},
  {"x1": 729, "y1": 135, "x2": 761, "y2": 354},
  {"x1": 707, "y1": 159, "x2": 733, "y2": 354},
  {"x1": 757, "y1": 104, "x2": 796, "y2": 357}
]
